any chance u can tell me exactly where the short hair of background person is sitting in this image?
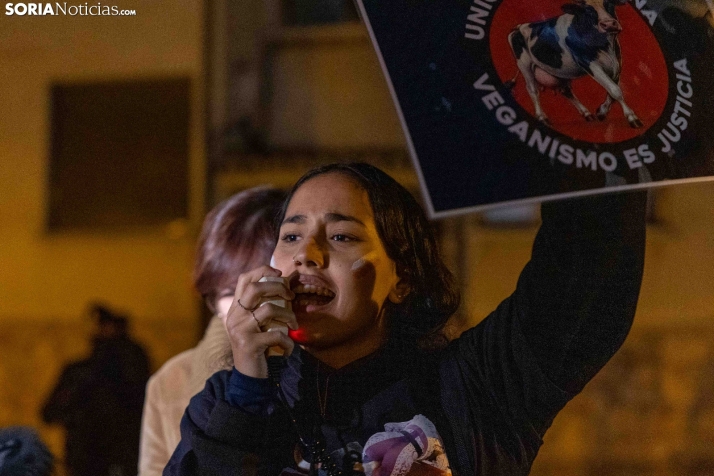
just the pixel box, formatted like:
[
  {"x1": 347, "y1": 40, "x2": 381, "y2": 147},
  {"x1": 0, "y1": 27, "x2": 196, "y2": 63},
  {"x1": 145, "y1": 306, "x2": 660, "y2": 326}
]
[
  {"x1": 194, "y1": 186, "x2": 288, "y2": 312},
  {"x1": 138, "y1": 186, "x2": 286, "y2": 476},
  {"x1": 0, "y1": 427, "x2": 54, "y2": 476}
]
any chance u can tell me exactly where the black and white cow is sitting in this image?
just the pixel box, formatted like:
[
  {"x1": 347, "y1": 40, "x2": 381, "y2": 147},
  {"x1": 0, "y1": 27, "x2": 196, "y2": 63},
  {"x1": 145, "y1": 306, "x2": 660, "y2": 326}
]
[{"x1": 505, "y1": 0, "x2": 642, "y2": 128}]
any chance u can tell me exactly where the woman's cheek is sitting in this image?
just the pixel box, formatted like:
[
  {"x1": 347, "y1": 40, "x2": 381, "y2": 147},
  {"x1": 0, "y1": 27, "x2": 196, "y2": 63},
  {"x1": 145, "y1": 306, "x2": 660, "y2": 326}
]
[
  {"x1": 349, "y1": 252, "x2": 381, "y2": 278},
  {"x1": 351, "y1": 251, "x2": 379, "y2": 272}
]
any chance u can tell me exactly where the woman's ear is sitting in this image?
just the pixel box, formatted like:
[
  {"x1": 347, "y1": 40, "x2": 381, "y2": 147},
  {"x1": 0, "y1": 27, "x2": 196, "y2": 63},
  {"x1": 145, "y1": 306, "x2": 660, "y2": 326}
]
[{"x1": 388, "y1": 276, "x2": 411, "y2": 304}]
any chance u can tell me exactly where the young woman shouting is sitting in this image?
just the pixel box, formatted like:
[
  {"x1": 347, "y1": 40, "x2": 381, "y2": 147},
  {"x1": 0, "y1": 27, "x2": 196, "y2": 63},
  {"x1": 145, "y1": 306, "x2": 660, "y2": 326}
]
[{"x1": 166, "y1": 163, "x2": 646, "y2": 476}]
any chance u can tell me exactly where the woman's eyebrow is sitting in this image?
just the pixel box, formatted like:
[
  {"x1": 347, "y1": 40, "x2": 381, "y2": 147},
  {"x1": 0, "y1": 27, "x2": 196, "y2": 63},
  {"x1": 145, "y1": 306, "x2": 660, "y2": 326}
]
[
  {"x1": 281, "y1": 213, "x2": 365, "y2": 226},
  {"x1": 325, "y1": 213, "x2": 365, "y2": 226},
  {"x1": 282, "y1": 214, "x2": 306, "y2": 225}
]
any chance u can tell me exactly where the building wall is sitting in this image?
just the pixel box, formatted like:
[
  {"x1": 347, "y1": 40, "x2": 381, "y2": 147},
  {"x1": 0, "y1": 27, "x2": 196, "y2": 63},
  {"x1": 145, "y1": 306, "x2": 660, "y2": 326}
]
[
  {"x1": 0, "y1": 0, "x2": 205, "y2": 322},
  {"x1": 0, "y1": 1, "x2": 205, "y2": 467}
]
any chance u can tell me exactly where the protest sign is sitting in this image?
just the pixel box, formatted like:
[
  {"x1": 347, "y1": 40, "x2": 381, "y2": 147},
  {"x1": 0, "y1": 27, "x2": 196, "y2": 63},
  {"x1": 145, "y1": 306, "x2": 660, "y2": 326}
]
[{"x1": 356, "y1": 0, "x2": 714, "y2": 216}]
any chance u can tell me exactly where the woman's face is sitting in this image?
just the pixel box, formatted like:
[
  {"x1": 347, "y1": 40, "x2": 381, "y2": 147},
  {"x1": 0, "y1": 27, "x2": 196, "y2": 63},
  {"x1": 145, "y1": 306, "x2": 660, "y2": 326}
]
[{"x1": 272, "y1": 173, "x2": 406, "y2": 367}]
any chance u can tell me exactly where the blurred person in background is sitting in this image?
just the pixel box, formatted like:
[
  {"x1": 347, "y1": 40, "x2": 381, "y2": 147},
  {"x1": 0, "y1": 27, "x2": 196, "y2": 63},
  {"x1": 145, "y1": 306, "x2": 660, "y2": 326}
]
[
  {"x1": 0, "y1": 426, "x2": 54, "y2": 476},
  {"x1": 138, "y1": 186, "x2": 286, "y2": 476},
  {"x1": 42, "y1": 304, "x2": 150, "y2": 476}
]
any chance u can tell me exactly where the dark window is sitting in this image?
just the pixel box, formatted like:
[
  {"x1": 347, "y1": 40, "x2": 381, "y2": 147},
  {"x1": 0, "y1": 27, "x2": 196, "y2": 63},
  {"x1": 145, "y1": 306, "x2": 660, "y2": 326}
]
[
  {"x1": 48, "y1": 78, "x2": 190, "y2": 232},
  {"x1": 281, "y1": 0, "x2": 359, "y2": 26}
]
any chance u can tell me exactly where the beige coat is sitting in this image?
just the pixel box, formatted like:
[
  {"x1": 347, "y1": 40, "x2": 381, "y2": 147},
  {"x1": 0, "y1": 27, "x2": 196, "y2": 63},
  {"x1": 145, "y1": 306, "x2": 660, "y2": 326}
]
[{"x1": 138, "y1": 317, "x2": 232, "y2": 476}]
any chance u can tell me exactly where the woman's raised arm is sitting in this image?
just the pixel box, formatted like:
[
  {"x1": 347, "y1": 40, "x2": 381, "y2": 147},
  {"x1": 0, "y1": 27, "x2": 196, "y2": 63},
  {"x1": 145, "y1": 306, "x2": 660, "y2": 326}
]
[
  {"x1": 516, "y1": 191, "x2": 647, "y2": 396},
  {"x1": 448, "y1": 190, "x2": 647, "y2": 449}
]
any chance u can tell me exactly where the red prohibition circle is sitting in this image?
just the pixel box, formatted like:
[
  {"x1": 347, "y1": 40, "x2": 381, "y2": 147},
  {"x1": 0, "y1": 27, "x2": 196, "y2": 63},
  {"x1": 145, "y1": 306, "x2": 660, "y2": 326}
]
[{"x1": 489, "y1": 0, "x2": 669, "y2": 143}]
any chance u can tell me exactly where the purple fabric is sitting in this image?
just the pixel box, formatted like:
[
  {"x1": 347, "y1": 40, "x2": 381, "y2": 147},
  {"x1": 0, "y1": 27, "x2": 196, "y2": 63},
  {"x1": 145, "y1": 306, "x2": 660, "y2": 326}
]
[{"x1": 362, "y1": 415, "x2": 450, "y2": 476}]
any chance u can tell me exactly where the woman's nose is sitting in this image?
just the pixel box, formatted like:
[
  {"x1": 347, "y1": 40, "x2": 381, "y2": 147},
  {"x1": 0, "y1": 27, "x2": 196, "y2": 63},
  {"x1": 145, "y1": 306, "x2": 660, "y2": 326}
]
[{"x1": 292, "y1": 237, "x2": 326, "y2": 268}]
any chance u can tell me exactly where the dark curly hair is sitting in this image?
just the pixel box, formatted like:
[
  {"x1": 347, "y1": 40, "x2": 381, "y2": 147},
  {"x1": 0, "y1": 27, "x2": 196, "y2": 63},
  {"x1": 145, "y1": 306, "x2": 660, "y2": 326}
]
[{"x1": 277, "y1": 163, "x2": 460, "y2": 350}]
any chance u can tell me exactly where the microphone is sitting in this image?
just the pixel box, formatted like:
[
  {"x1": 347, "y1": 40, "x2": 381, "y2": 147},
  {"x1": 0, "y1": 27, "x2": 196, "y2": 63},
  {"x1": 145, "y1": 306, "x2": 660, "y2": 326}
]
[
  {"x1": 258, "y1": 276, "x2": 292, "y2": 384},
  {"x1": 257, "y1": 276, "x2": 292, "y2": 357}
]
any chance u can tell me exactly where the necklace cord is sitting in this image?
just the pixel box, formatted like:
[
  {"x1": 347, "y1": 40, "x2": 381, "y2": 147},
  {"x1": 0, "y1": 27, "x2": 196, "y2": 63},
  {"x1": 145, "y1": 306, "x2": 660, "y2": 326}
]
[
  {"x1": 267, "y1": 356, "x2": 345, "y2": 476},
  {"x1": 316, "y1": 361, "x2": 333, "y2": 419}
]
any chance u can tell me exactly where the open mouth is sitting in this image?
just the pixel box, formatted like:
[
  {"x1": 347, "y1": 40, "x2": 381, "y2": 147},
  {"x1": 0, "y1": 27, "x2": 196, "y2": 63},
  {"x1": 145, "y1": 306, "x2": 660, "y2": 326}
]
[{"x1": 292, "y1": 284, "x2": 335, "y2": 308}]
